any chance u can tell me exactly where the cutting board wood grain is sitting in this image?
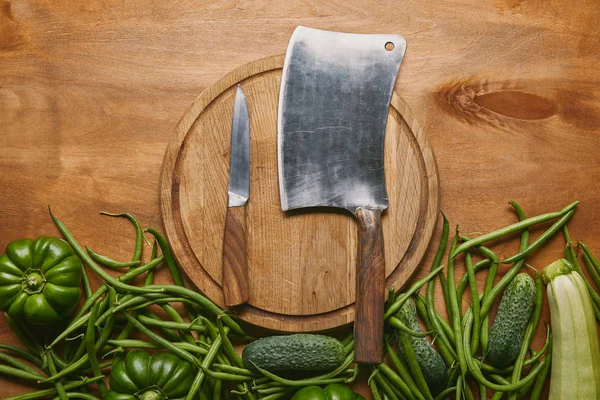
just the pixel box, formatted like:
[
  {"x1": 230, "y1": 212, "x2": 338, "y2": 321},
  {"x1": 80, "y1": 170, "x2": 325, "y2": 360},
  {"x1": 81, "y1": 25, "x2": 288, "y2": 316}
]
[{"x1": 159, "y1": 55, "x2": 440, "y2": 332}]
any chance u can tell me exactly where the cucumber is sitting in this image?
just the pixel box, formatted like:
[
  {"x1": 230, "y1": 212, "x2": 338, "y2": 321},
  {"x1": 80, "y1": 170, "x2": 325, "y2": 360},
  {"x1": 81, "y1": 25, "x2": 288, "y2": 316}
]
[
  {"x1": 242, "y1": 334, "x2": 345, "y2": 373},
  {"x1": 396, "y1": 298, "x2": 447, "y2": 396},
  {"x1": 487, "y1": 273, "x2": 536, "y2": 367}
]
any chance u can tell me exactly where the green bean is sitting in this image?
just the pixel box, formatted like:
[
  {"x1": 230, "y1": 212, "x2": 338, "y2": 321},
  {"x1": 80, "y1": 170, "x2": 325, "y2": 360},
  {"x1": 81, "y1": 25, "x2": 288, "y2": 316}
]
[
  {"x1": 437, "y1": 271, "x2": 452, "y2": 325},
  {"x1": 432, "y1": 386, "x2": 457, "y2": 400},
  {"x1": 384, "y1": 263, "x2": 446, "y2": 319},
  {"x1": 4, "y1": 376, "x2": 104, "y2": 400},
  {"x1": 80, "y1": 262, "x2": 93, "y2": 299},
  {"x1": 464, "y1": 251, "x2": 481, "y2": 355},
  {"x1": 157, "y1": 285, "x2": 243, "y2": 335},
  {"x1": 162, "y1": 303, "x2": 196, "y2": 344},
  {"x1": 106, "y1": 339, "x2": 208, "y2": 355},
  {"x1": 372, "y1": 371, "x2": 400, "y2": 400},
  {"x1": 378, "y1": 362, "x2": 419, "y2": 400},
  {"x1": 217, "y1": 317, "x2": 245, "y2": 369},
  {"x1": 73, "y1": 253, "x2": 163, "y2": 321},
  {"x1": 0, "y1": 345, "x2": 43, "y2": 368},
  {"x1": 186, "y1": 332, "x2": 224, "y2": 400},
  {"x1": 213, "y1": 364, "x2": 256, "y2": 377},
  {"x1": 582, "y1": 251, "x2": 600, "y2": 291},
  {"x1": 384, "y1": 340, "x2": 422, "y2": 399},
  {"x1": 100, "y1": 211, "x2": 143, "y2": 262},
  {"x1": 0, "y1": 364, "x2": 46, "y2": 382},
  {"x1": 45, "y1": 351, "x2": 67, "y2": 400},
  {"x1": 86, "y1": 246, "x2": 140, "y2": 269},
  {"x1": 565, "y1": 241, "x2": 600, "y2": 308},
  {"x1": 529, "y1": 340, "x2": 552, "y2": 400},
  {"x1": 388, "y1": 316, "x2": 435, "y2": 338},
  {"x1": 128, "y1": 296, "x2": 201, "y2": 312},
  {"x1": 137, "y1": 314, "x2": 207, "y2": 333},
  {"x1": 144, "y1": 228, "x2": 185, "y2": 286},
  {"x1": 502, "y1": 209, "x2": 575, "y2": 264},
  {"x1": 480, "y1": 335, "x2": 550, "y2": 374},
  {"x1": 258, "y1": 391, "x2": 294, "y2": 400},
  {"x1": 425, "y1": 214, "x2": 456, "y2": 360},
  {"x1": 137, "y1": 309, "x2": 181, "y2": 342},
  {"x1": 48, "y1": 313, "x2": 91, "y2": 349},
  {"x1": 250, "y1": 362, "x2": 347, "y2": 387},
  {"x1": 397, "y1": 319, "x2": 433, "y2": 400},
  {"x1": 53, "y1": 393, "x2": 100, "y2": 400},
  {"x1": 85, "y1": 302, "x2": 108, "y2": 396},
  {"x1": 50, "y1": 209, "x2": 163, "y2": 295},
  {"x1": 386, "y1": 286, "x2": 397, "y2": 311},
  {"x1": 213, "y1": 378, "x2": 222, "y2": 400},
  {"x1": 508, "y1": 272, "x2": 543, "y2": 400},
  {"x1": 446, "y1": 233, "x2": 467, "y2": 382},
  {"x1": 452, "y1": 201, "x2": 578, "y2": 258},
  {"x1": 369, "y1": 372, "x2": 383, "y2": 400},
  {"x1": 463, "y1": 307, "x2": 545, "y2": 391},
  {"x1": 256, "y1": 386, "x2": 290, "y2": 395},
  {"x1": 414, "y1": 295, "x2": 456, "y2": 366},
  {"x1": 144, "y1": 240, "x2": 159, "y2": 286},
  {"x1": 201, "y1": 366, "x2": 253, "y2": 381},
  {"x1": 0, "y1": 352, "x2": 44, "y2": 377},
  {"x1": 456, "y1": 259, "x2": 492, "y2": 300},
  {"x1": 122, "y1": 312, "x2": 199, "y2": 367},
  {"x1": 580, "y1": 241, "x2": 600, "y2": 276}
]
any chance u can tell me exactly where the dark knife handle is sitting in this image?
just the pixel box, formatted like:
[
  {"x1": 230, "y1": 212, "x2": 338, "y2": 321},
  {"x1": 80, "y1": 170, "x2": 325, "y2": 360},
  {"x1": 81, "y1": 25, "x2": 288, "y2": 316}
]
[
  {"x1": 222, "y1": 205, "x2": 250, "y2": 307},
  {"x1": 354, "y1": 207, "x2": 385, "y2": 364}
]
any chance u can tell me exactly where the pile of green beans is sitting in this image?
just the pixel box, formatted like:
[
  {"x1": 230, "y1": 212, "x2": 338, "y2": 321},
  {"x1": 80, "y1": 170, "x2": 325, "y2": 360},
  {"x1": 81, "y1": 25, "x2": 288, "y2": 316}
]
[
  {"x1": 370, "y1": 201, "x2": 580, "y2": 400},
  {"x1": 0, "y1": 200, "x2": 590, "y2": 400}
]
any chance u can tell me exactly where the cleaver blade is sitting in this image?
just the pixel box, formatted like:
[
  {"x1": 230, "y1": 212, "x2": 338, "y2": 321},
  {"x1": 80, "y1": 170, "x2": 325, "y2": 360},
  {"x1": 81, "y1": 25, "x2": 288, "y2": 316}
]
[{"x1": 278, "y1": 26, "x2": 406, "y2": 363}]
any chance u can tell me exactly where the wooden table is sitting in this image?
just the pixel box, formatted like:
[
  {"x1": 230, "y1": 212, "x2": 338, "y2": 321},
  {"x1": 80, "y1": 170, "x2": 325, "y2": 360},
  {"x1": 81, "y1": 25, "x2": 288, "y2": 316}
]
[{"x1": 1, "y1": 0, "x2": 599, "y2": 397}]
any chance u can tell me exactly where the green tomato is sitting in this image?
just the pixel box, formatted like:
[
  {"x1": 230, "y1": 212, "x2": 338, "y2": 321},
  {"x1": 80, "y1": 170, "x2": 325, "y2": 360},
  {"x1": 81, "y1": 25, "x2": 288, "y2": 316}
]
[
  {"x1": 291, "y1": 384, "x2": 364, "y2": 400},
  {"x1": 105, "y1": 350, "x2": 195, "y2": 400},
  {"x1": 0, "y1": 237, "x2": 82, "y2": 325}
]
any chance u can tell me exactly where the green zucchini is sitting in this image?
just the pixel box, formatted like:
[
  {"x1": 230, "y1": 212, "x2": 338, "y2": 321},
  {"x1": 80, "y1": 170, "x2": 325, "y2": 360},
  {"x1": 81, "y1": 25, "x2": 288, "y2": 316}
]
[
  {"x1": 543, "y1": 258, "x2": 600, "y2": 399},
  {"x1": 396, "y1": 297, "x2": 447, "y2": 396},
  {"x1": 487, "y1": 273, "x2": 536, "y2": 367},
  {"x1": 242, "y1": 334, "x2": 345, "y2": 373}
]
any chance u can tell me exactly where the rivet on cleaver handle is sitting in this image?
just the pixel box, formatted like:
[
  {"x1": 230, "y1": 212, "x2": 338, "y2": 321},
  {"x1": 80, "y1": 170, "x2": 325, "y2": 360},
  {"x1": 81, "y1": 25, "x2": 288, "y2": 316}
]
[
  {"x1": 222, "y1": 85, "x2": 251, "y2": 307},
  {"x1": 278, "y1": 26, "x2": 407, "y2": 363}
]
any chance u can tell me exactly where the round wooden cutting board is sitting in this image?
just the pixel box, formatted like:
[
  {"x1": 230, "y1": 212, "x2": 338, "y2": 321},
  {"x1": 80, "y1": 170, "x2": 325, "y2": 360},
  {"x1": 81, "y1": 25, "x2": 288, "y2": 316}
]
[{"x1": 159, "y1": 55, "x2": 439, "y2": 332}]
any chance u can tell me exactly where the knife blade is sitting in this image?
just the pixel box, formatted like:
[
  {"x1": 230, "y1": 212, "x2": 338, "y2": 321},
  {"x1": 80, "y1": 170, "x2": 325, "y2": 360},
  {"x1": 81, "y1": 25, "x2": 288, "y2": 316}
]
[
  {"x1": 278, "y1": 26, "x2": 406, "y2": 363},
  {"x1": 222, "y1": 84, "x2": 251, "y2": 307}
]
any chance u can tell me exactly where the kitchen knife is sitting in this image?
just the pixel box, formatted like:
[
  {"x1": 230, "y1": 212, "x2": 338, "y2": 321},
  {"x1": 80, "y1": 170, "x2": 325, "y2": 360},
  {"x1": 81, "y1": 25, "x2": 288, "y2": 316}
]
[
  {"x1": 222, "y1": 84, "x2": 251, "y2": 307},
  {"x1": 278, "y1": 26, "x2": 406, "y2": 363}
]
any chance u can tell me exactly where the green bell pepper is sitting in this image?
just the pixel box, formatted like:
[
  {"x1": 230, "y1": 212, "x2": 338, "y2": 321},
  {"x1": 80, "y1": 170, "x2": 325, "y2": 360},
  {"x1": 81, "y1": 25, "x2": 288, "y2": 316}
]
[
  {"x1": 105, "y1": 350, "x2": 195, "y2": 400},
  {"x1": 291, "y1": 384, "x2": 366, "y2": 400},
  {"x1": 0, "y1": 236, "x2": 82, "y2": 325}
]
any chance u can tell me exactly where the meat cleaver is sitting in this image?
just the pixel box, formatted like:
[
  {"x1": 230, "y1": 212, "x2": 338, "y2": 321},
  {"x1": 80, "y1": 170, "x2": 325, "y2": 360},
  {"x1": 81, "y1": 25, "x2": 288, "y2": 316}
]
[{"x1": 278, "y1": 26, "x2": 406, "y2": 363}]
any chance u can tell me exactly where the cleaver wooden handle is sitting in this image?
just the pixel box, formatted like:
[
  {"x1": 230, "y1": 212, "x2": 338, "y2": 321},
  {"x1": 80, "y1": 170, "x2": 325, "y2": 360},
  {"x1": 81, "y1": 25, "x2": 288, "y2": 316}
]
[
  {"x1": 354, "y1": 207, "x2": 385, "y2": 364},
  {"x1": 222, "y1": 205, "x2": 250, "y2": 307}
]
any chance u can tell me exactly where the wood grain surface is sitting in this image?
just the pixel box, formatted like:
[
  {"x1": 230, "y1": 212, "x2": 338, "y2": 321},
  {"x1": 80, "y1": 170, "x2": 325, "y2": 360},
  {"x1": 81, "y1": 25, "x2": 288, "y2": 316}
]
[
  {"x1": 1, "y1": 0, "x2": 599, "y2": 398},
  {"x1": 160, "y1": 55, "x2": 439, "y2": 332}
]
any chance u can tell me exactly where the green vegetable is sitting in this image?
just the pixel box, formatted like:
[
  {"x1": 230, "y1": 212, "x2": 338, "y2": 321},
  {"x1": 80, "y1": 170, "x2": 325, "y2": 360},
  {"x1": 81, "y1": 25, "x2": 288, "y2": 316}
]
[
  {"x1": 291, "y1": 384, "x2": 365, "y2": 400},
  {"x1": 543, "y1": 258, "x2": 600, "y2": 399},
  {"x1": 396, "y1": 298, "x2": 446, "y2": 397},
  {"x1": 105, "y1": 349, "x2": 195, "y2": 400},
  {"x1": 0, "y1": 236, "x2": 82, "y2": 325},
  {"x1": 242, "y1": 334, "x2": 345, "y2": 373},
  {"x1": 487, "y1": 273, "x2": 536, "y2": 367}
]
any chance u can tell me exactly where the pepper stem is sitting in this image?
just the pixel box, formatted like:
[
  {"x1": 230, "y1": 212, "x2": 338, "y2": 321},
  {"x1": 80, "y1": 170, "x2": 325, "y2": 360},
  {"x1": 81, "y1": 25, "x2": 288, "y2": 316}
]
[
  {"x1": 22, "y1": 271, "x2": 46, "y2": 293},
  {"x1": 138, "y1": 389, "x2": 166, "y2": 400}
]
